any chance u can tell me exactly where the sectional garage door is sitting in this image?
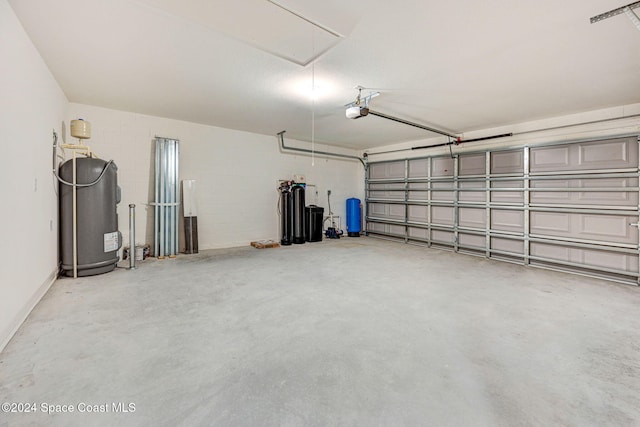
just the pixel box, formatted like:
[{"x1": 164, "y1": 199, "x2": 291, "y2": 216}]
[{"x1": 366, "y1": 136, "x2": 640, "y2": 285}]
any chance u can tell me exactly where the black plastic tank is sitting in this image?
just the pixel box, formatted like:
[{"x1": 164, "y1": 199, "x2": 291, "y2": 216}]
[
  {"x1": 305, "y1": 205, "x2": 324, "y2": 242},
  {"x1": 280, "y1": 188, "x2": 293, "y2": 246},
  {"x1": 292, "y1": 184, "x2": 306, "y2": 244},
  {"x1": 59, "y1": 157, "x2": 121, "y2": 276}
]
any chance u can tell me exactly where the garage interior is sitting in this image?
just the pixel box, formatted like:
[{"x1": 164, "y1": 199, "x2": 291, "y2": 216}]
[{"x1": 2, "y1": 0, "x2": 640, "y2": 425}]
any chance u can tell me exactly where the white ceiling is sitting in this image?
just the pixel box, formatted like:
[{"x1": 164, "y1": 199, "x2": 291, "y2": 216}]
[{"x1": 9, "y1": 0, "x2": 640, "y2": 149}]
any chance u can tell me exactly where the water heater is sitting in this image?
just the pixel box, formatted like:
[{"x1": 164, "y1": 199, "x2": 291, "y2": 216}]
[{"x1": 59, "y1": 158, "x2": 121, "y2": 276}]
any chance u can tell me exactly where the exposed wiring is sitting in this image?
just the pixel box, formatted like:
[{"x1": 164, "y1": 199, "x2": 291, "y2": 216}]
[
  {"x1": 53, "y1": 159, "x2": 114, "y2": 188},
  {"x1": 52, "y1": 129, "x2": 113, "y2": 189}
]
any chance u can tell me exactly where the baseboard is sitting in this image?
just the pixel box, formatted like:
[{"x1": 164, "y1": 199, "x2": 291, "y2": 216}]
[{"x1": 0, "y1": 268, "x2": 58, "y2": 353}]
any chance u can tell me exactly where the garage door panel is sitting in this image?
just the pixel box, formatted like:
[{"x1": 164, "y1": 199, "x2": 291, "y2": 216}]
[
  {"x1": 370, "y1": 203, "x2": 404, "y2": 221},
  {"x1": 492, "y1": 180, "x2": 524, "y2": 203},
  {"x1": 368, "y1": 183, "x2": 405, "y2": 200},
  {"x1": 408, "y1": 227, "x2": 428, "y2": 239},
  {"x1": 530, "y1": 146, "x2": 570, "y2": 171},
  {"x1": 368, "y1": 163, "x2": 387, "y2": 179},
  {"x1": 408, "y1": 205, "x2": 428, "y2": 222},
  {"x1": 370, "y1": 161, "x2": 405, "y2": 179},
  {"x1": 369, "y1": 190, "x2": 390, "y2": 199},
  {"x1": 408, "y1": 159, "x2": 428, "y2": 178},
  {"x1": 387, "y1": 224, "x2": 404, "y2": 236},
  {"x1": 432, "y1": 206, "x2": 454, "y2": 226},
  {"x1": 432, "y1": 181, "x2": 454, "y2": 201},
  {"x1": 491, "y1": 151, "x2": 523, "y2": 174},
  {"x1": 531, "y1": 178, "x2": 638, "y2": 206},
  {"x1": 459, "y1": 153, "x2": 485, "y2": 176},
  {"x1": 383, "y1": 183, "x2": 406, "y2": 199},
  {"x1": 491, "y1": 237, "x2": 523, "y2": 254},
  {"x1": 491, "y1": 210, "x2": 524, "y2": 233},
  {"x1": 531, "y1": 212, "x2": 638, "y2": 244},
  {"x1": 581, "y1": 250, "x2": 638, "y2": 273},
  {"x1": 432, "y1": 230, "x2": 454, "y2": 244},
  {"x1": 459, "y1": 233, "x2": 485, "y2": 248},
  {"x1": 530, "y1": 212, "x2": 571, "y2": 233},
  {"x1": 531, "y1": 137, "x2": 638, "y2": 172},
  {"x1": 577, "y1": 190, "x2": 636, "y2": 203},
  {"x1": 387, "y1": 161, "x2": 406, "y2": 178},
  {"x1": 367, "y1": 137, "x2": 640, "y2": 284},
  {"x1": 368, "y1": 222, "x2": 386, "y2": 233},
  {"x1": 530, "y1": 180, "x2": 570, "y2": 203},
  {"x1": 576, "y1": 178, "x2": 638, "y2": 205},
  {"x1": 369, "y1": 203, "x2": 388, "y2": 217},
  {"x1": 388, "y1": 204, "x2": 405, "y2": 220},
  {"x1": 460, "y1": 181, "x2": 486, "y2": 202},
  {"x1": 432, "y1": 157, "x2": 454, "y2": 177},
  {"x1": 408, "y1": 190, "x2": 428, "y2": 200},
  {"x1": 460, "y1": 191, "x2": 485, "y2": 202},
  {"x1": 408, "y1": 182, "x2": 428, "y2": 201},
  {"x1": 530, "y1": 242, "x2": 570, "y2": 260},
  {"x1": 408, "y1": 182, "x2": 428, "y2": 190},
  {"x1": 531, "y1": 242, "x2": 638, "y2": 273},
  {"x1": 580, "y1": 215, "x2": 636, "y2": 243},
  {"x1": 578, "y1": 140, "x2": 632, "y2": 168},
  {"x1": 459, "y1": 207, "x2": 486, "y2": 228}
]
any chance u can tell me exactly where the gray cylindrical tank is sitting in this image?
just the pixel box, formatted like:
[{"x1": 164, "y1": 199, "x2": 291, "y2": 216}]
[{"x1": 60, "y1": 157, "x2": 121, "y2": 277}]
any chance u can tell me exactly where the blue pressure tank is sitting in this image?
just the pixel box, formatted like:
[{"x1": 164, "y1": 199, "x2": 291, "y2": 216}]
[{"x1": 346, "y1": 198, "x2": 361, "y2": 237}]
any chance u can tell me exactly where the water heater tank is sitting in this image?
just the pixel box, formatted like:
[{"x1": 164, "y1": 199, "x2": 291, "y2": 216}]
[{"x1": 59, "y1": 157, "x2": 121, "y2": 276}]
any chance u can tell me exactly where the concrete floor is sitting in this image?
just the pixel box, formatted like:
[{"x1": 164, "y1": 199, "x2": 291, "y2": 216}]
[{"x1": 1, "y1": 237, "x2": 639, "y2": 426}]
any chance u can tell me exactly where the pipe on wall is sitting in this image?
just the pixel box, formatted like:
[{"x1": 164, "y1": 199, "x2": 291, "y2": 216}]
[{"x1": 277, "y1": 131, "x2": 366, "y2": 168}]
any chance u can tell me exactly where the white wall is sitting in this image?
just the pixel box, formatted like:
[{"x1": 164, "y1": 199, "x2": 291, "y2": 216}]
[
  {"x1": 67, "y1": 103, "x2": 365, "y2": 252},
  {"x1": 0, "y1": 1, "x2": 68, "y2": 351}
]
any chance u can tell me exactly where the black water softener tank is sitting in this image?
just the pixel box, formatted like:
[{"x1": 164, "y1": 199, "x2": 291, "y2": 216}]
[
  {"x1": 305, "y1": 205, "x2": 324, "y2": 242},
  {"x1": 280, "y1": 185, "x2": 293, "y2": 246},
  {"x1": 292, "y1": 184, "x2": 306, "y2": 244},
  {"x1": 59, "y1": 157, "x2": 121, "y2": 276}
]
